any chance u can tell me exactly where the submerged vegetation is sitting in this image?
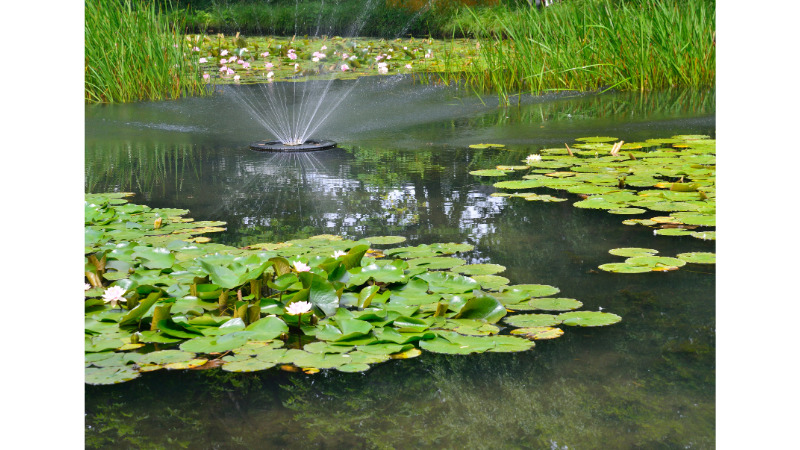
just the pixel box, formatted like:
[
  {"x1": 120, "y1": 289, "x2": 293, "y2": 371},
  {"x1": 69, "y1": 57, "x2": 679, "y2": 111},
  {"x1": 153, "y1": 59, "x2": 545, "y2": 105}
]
[{"x1": 85, "y1": 0, "x2": 208, "y2": 103}]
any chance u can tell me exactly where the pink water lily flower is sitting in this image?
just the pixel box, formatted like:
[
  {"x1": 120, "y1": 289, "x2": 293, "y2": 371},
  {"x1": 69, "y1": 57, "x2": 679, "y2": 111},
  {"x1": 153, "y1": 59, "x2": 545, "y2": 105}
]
[
  {"x1": 237, "y1": 59, "x2": 244, "y2": 65},
  {"x1": 226, "y1": 68, "x2": 235, "y2": 75},
  {"x1": 286, "y1": 301, "x2": 312, "y2": 315},
  {"x1": 219, "y1": 65, "x2": 228, "y2": 72},
  {"x1": 198, "y1": 57, "x2": 207, "y2": 63},
  {"x1": 405, "y1": 64, "x2": 412, "y2": 69},
  {"x1": 320, "y1": 45, "x2": 327, "y2": 50},
  {"x1": 102, "y1": 285, "x2": 127, "y2": 308},
  {"x1": 288, "y1": 52, "x2": 297, "y2": 60},
  {"x1": 292, "y1": 261, "x2": 311, "y2": 272},
  {"x1": 192, "y1": 46, "x2": 200, "y2": 52},
  {"x1": 220, "y1": 58, "x2": 227, "y2": 64},
  {"x1": 341, "y1": 64, "x2": 350, "y2": 71},
  {"x1": 260, "y1": 51, "x2": 269, "y2": 57},
  {"x1": 265, "y1": 62, "x2": 274, "y2": 69},
  {"x1": 203, "y1": 73, "x2": 210, "y2": 80},
  {"x1": 242, "y1": 61, "x2": 250, "y2": 69},
  {"x1": 220, "y1": 50, "x2": 229, "y2": 56}
]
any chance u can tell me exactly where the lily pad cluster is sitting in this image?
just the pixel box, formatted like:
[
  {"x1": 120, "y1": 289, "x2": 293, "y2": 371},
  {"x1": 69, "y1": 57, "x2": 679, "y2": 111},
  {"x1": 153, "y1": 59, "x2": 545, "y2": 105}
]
[
  {"x1": 85, "y1": 193, "x2": 621, "y2": 384},
  {"x1": 470, "y1": 135, "x2": 715, "y2": 241},
  {"x1": 599, "y1": 248, "x2": 715, "y2": 273},
  {"x1": 189, "y1": 34, "x2": 471, "y2": 84}
]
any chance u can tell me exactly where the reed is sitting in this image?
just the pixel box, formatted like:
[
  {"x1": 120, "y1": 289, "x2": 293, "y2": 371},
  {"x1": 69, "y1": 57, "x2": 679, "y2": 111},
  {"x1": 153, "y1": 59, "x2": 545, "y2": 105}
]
[
  {"x1": 85, "y1": 0, "x2": 209, "y2": 103},
  {"x1": 444, "y1": 0, "x2": 715, "y2": 104}
]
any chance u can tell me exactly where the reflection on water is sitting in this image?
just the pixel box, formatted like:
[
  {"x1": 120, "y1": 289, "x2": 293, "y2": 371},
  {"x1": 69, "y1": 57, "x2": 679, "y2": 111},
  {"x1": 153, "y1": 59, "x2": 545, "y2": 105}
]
[{"x1": 85, "y1": 82, "x2": 715, "y2": 448}]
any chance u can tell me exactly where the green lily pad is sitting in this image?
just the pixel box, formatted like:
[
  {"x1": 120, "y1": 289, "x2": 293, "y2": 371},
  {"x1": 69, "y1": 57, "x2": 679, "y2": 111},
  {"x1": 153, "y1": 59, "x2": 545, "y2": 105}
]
[
  {"x1": 558, "y1": 311, "x2": 622, "y2": 327},
  {"x1": 86, "y1": 367, "x2": 140, "y2": 385},
  {"x1": 519, "y1": 297, "x2": 583, "y2": 311},
  {"x1": 336, "y1": 363, "x2": 372, "y2": 373},
  {"x1": 508, "y1": 284, "x2": 560, "y2": 297},
  {"x1": 363, "y1": 235, "x2": 407, "y2": 245},
  {"x1": 493, "y1": 179, "x2": 543, "y2": 190},
  {"x1": 608, "y1": 248, "x2": 659, "y2": 257},
  {"x1": 222, "y1": 358, "x2": 276, "y2": 372},
  {"x1": 452, "y1": 263, "x2": 506, "y2": 276},
  {"x1": 469, "y1": 143, "x2": 505, "y2": 149},
  {"x1": 625, "y1": 256, "x2": 687, "y2": 269},
  {"x1": 654, "y1": 228, "x2": 693, "y2": 236},
  {"x1": 510, "y1": 327, "x2": 564, "y2": 340},
  {"x1": 676, "y1": 252, "x2": 716, "y2": 264},
  {"x1": 598, "y1": 263, "x2": 654, "y2": 273},
  {"x1": 690, "y1": 231, "x2": 716, "y2": 240},
  {"x1": 575, "y1": 136, "x2": 618, "y2": 143},
  {"x1": 470, "y1": 275, "x2": 510, "y2": 290},
  {"x1": 470, "y1": 169, "x2": 509, "y2": 177},
  {"x1": 179, "y1": 332, "x2": 251, "y2": 353},
  {"x1": 503, "y1": 314, "x2": 562, "y2": 328},
  {"x1": 417, "y1": 272, "x2": 479, "y2": 294},
  {"x1": 407, "y1": 256, "x2": 466, "y2": 270}
]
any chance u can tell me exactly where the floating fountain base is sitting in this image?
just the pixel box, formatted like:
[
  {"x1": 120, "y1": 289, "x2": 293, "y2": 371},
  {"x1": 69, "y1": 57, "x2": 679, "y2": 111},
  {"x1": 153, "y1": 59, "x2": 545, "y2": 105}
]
[{"x1": 249, "y1": 139, "x2": 337, "y2": 152}]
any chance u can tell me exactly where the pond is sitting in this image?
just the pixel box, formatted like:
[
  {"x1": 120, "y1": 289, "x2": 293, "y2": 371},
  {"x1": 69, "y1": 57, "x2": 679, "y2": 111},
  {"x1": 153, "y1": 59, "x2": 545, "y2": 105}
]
[{"x1": 85, "y1": 78, "x2": 715, "y2": 448}]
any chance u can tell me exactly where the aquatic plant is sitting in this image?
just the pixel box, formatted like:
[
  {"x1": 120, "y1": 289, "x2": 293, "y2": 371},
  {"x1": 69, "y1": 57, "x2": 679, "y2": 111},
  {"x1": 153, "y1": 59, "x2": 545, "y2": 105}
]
[
  {"x1": 85, "y1": 193, "x2": 620, "y2": 384},
  {"x1": 471, "y1": 134, "x2": 715, "y2": 245},
  {"x1": 85, "y1": 0, "x2": 208, "y2": 103},
  {"x1": 448, "y1": 0, "x2": 715, "y2": 104}
]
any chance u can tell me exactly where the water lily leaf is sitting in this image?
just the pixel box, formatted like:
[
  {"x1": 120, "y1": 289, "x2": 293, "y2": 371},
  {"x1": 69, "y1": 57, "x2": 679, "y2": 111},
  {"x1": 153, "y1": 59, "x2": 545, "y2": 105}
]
[
  {"x1": 493, "y1": 179, "x2": 543, "y2": 190},
  {"x1": 390, "y1": 347, "x2": 422, "y2": 359},
  {"x1": 486, "y1": 335, "x2": 535, "y2": 352},
  {"x1": 348, "y1": 263, "x2": 406, "y2": 286},
  {"x1": 85, "y1": 338, "x2": 124, "y2": 353},
  {"x1": 671, "y1": 214, "x2": 715, "y2": 226},
  {"x1": 608, "y1": 208, "x2": 646, "y2": 215},
  {"x1": 363, "y1": 235, "x2": 407, "y2": 245},
  {"x1": 509, "y1": 284, "x2": 560, "y2": 297},
  {"x1": 452, "y1": 263, "x2": 506, "y2": 276},
  {"x1": 654, "y1": 228, "x2": 692, "y2": 236},
  {"x1": 558, "y1": 311, "x2": 622, "y2": 327},
  {"x1": 491, "y1": 289, "x2": 531, "y2": 305},
  {"x1": 470, "y1": 169, "x2": 509, "y2": 177},
  {"x1": 510, "y1": 327, "x2": 564, "y2": 340},
  {"x1": 469, "y1": 143, "x2": 505, "y2": 149},
  {"x1": 452, "y1": 323, "x2": 500, "y2": 336},
  {"x1": 575, "y1": 136, "x2": 617, "y2": 143},
  {"x1": 157, "y1": 319, "x2": 204, "y2": 339},
  {"x1": 690, "y1": 231, "x2": 716, "y2": 240},
  {"x1": 608, "y1": 248, "x2": 659, "y2": 257},
  {"x1": 179, "y1": 332, "x2": 250, "y2": 353},
  {"x1": 308, "y1": 274, "x2": 340, "y2": 317},
  {"x1": 340, "y1": 244, "x2": 369, "y2": 269},
  {"x1": 504, "y1": 314, "x2": 562, "y2": 328},
  {"x1": 137, "y1": 330, "x2": 181, "y2": 343},
  {"x1": 164, "y1": 358, "x2": 208, "y2": 370},
  {"x1": 676, "y1": 252, "x2": 716, "y2": 264},
  {"x1": 407, "y1": 256, "x2": 466, "y2": 270},
  {"x1": 453, "y1": 295, "x2": 507, "y2": 324},
  {"x1": 86, "y1": 367, "x2": 140, "y2": 385},
  {"x1": 520, "y1": 297, "x2": 583, "y2": 311},
  {"x1": 336, "y1": 363, "x2": 372, "y2": 372},
  {"x1": 288, "y1": 351, "x2": 351, "y2": 369},
  {"x1": 419, "y1": 335, "x2": 492, "y2": 355},
  {"x1": 625, "y1": 256, "x2": 687, "y2": 268},
  {"x1": 598, "y1": 262, "x2": 655, "y2": 273},
  {"x1": 471, "y1": 275, "x2": 510, "y2": 290},
  {"x1": 222, "y1": 358, "x2": 276, "y2": 372},
  {"x1": 245, "y1": 316, "x2": 289, "y2": 340},
  {"x1": 417, "y1": 272, "x2": 478, "y2": 294},
  {"x1": 140, "y1": 350, "x2": 197, "y2": 365},
  {"x1": 392, "y1": 315, "x2": 433, "y2": 333},
  {"x1": 132, "y1": 246, "x2": 175, "y2": 270}
]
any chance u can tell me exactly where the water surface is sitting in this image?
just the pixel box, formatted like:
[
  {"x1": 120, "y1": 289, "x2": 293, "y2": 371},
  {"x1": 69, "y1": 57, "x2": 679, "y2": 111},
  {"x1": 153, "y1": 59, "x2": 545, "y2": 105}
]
[{"x1": 85, "y1": 79, "x2": 715, "y2": 448}]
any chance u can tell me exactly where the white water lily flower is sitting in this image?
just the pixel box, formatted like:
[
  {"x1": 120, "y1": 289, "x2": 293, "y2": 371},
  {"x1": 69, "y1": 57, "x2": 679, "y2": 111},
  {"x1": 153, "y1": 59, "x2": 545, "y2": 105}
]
[
  {"x1": 286, "y1": 301, "x2": 312, "y2": 315},
  {"x1": 220, "y1": 50, "x2": 229, "y2": 56},
  {"x1": 525, "y1": 154, "x2": 542, "y2": 165},
  {"x1": 312, "y1": 57, "x2": 320, "y2": 62},
  {"x1": 267, "y1": 71, "x2": 274, "y2": 78},
  {"x1": 292, "y1": 261, "x2": 311, "y2": 272},
  {"x1": 85, "y1": 283, "x2": 91, "y2": 291},
  {"x1": 198, "y1": 57, "x2": 207, "y2": 63},
  {"x1": 332, "y1": 250, "x2": 346, "y2": 258},
  {"x1": 102, "y1": 285, "x2": 126, "y2": 307}
]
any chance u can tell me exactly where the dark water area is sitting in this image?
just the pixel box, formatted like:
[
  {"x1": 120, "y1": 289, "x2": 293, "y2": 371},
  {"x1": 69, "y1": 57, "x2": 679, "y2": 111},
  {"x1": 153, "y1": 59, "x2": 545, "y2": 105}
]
[{"x1": 85, "y1": 78, "x2": 715, "y2": 448}]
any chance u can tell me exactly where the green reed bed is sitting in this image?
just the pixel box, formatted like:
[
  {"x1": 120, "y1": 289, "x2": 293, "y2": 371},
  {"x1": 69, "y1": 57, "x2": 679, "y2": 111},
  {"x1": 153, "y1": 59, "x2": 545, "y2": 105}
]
[
  {"x1": 85, "y1": 0, "x2": 208, "y2": 103},
  {"x1": 171, "y1": 0, "x2": 460, "y2": 39},
  {"x1": 448, "y1": 0, "x2": 715, "y2": 104}
]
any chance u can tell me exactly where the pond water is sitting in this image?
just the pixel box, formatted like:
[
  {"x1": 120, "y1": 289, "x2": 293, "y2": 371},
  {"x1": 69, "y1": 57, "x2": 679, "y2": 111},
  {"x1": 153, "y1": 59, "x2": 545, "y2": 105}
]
[{"x1": 85, "y1": 78, "x2": 715, "y2": 448}]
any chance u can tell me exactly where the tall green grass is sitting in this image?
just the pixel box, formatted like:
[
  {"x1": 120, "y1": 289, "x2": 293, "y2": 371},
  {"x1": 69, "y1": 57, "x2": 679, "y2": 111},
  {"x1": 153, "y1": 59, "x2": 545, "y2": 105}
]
[
  {"x1": 447, "y1": 0, "x2": 715, "y2": 104},
  {"x1": 85, "y1": 0, "x2": 208, "y2": 103}
]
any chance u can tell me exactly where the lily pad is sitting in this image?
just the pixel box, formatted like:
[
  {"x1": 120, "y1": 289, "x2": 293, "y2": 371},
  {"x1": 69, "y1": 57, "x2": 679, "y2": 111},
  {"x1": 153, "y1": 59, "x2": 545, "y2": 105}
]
[
  {"x1": 608, "y1": 248, "x2": 659, "y2": 257},
  {"x1": 363, "y1": 235, "x2": 407, "y2": 245},
  {"x1": 469, "y1": 143, "x2": 505, "y2": 149},
  {"x1": 503, "y1": 314, "x2": 562, "y2": 328},
  {"x1": 598, "y1": 263, "x2": 653, "y2": 273},
  {"x1": 558, "y1": 311, "x2": 622, "y2": 327},
  {"x1": 470, "y1": 169, "x2": 508, "y2": 177},
  {"x1": 510, "y1": 327, "x2": 564, "y2": 340},
  {"x1": 452, "y1": 263, "x2": 506, "y2": 276},
  {"x1": 86, "y1": 367, "x2": 140, "y2": 385},
  {"x1": 676, "y1": 252, "x2": 716, "y2": 264},
  {"x1": 575, "y1": 136, "x2": 618, "y2": 143},
  {"x1": 222, "y1": 358, "x2": 276, "y2": 372}
]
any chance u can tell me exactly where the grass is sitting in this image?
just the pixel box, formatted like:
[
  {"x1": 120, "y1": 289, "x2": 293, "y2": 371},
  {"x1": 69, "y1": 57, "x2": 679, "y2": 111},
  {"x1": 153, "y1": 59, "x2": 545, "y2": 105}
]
[
  {"x1": 169, "y1": 0, "x2": 463, "y2": 38},
  {"x1": 85, "y1": 0, "x2": 209, "y2": 103},
  {"x1": 443, "y1": 0, "x2": 715, "y2": 104}
]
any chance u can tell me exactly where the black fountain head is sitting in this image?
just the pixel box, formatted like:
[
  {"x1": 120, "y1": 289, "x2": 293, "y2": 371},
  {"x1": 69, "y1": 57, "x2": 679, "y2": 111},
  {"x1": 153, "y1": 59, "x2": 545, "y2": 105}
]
[{"x1": 249, "y1": 139, "x2": 337, "y2": 152}]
